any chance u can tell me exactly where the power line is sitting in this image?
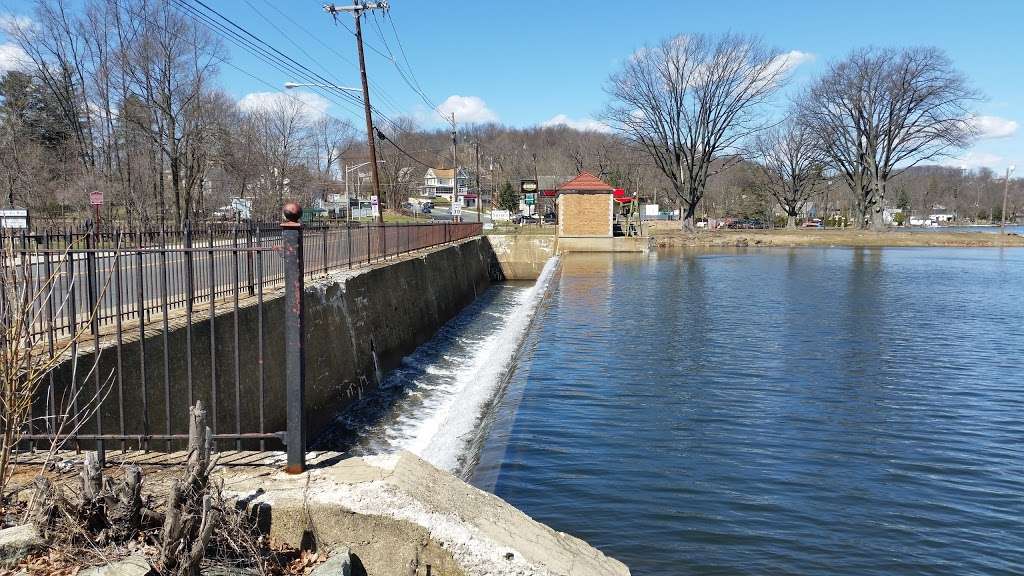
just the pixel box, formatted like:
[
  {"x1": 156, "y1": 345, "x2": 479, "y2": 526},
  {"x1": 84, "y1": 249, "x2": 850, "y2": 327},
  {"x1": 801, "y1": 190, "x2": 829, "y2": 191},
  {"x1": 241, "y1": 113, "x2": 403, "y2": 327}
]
[
  {"x1": 375, "y1": 127, "x2": 435, "y2": 169},
  {"x1": 374, "y1": 11, "x2": 450, "y2": 127},
  {"x1": 253, "y1": 0, "x2": 407, "y2": 120},
  {"x1": 109, "y1": 0, "x2": 349, "y2": 120},
  {"x1": 330, "y1": 7, "x2": 452, "y2": 129},
  {"x1": 168, "y1": 0, "x2": 368, "y2": 119},
  {"x1": 171, "y1": 0, "x2": 408, "y2": 136}
]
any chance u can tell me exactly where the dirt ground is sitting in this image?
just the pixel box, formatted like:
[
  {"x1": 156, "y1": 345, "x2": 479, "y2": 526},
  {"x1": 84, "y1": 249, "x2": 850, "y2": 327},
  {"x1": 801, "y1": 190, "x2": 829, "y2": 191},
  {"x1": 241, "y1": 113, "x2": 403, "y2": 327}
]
[{"x1": 647, "y1": 224, "x2": 1024, "y2": 248}]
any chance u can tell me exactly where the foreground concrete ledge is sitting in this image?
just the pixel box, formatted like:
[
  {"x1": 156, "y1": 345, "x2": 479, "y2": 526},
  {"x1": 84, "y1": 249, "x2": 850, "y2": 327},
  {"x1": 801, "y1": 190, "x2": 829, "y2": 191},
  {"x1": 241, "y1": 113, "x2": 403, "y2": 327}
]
[{"x1": 225, "y1": 451, "x2": 629, "y2": 576}]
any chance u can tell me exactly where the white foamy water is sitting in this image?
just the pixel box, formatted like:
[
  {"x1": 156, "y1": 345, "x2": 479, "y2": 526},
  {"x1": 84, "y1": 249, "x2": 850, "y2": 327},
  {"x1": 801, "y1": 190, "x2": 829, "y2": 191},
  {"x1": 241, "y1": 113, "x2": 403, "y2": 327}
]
[{"x1": 326, "y1": 257, "x2": 559, "y2": 474}]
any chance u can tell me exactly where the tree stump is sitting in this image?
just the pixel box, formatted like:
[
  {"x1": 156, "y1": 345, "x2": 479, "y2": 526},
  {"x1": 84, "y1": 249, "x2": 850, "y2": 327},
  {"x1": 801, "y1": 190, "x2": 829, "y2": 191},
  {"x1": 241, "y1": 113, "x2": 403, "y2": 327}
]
[{"x1": 160, "y1": 401, "x2": 220, "y2": 576}]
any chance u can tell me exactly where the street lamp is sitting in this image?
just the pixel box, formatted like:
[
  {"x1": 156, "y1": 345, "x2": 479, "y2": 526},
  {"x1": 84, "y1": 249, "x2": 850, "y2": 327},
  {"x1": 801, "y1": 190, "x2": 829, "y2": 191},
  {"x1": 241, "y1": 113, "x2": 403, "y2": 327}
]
[
  {"x1": 1002, "y1": 164, "x2": 1016, "y2": 233},
  {"x1": 284, "y1": 81, "x2": 361, "y2": 93},
  {"x1": 343, "y1": 160, "x2": 385, "y2": 222}
]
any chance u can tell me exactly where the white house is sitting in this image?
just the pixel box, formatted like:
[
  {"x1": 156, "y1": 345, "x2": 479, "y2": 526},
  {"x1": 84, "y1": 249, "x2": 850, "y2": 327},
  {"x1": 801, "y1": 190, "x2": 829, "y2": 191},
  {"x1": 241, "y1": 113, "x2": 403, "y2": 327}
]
[
  {"x1": 422, "y1": 167, "x2": 469, "y2": 201},
  {"x1": 882, "y1": 207, "x2": 903, "y2": 224}
]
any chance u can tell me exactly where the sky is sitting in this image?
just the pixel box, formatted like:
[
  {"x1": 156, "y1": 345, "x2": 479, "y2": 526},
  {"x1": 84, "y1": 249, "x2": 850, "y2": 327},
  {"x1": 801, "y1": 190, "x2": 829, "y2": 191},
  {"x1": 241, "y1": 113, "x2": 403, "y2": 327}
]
[{"x1": 1, "y1": 0, "x2": 1022, "y2": 173}]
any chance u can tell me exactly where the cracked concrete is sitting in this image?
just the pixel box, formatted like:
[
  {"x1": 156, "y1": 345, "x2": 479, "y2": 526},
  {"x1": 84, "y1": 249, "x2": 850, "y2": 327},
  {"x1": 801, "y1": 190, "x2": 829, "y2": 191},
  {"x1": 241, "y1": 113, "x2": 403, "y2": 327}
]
[{"x1": 226, "y1": 451, "x2": 629, "y2": 576}]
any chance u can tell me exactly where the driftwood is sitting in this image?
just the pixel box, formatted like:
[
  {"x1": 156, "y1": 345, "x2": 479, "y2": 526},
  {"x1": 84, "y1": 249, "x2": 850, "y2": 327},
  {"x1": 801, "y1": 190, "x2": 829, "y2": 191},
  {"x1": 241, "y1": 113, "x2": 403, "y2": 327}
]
[{"x1": 160, "y1": 401, "x2": 221, "y2": 576}]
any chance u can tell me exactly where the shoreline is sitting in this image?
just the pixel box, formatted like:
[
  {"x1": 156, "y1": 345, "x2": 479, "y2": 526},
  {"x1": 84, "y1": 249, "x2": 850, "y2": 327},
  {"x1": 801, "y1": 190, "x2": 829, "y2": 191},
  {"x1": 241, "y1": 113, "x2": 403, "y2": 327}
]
[{"x1": 648, "y1": 227, "x2": 1024, "y2": 248}]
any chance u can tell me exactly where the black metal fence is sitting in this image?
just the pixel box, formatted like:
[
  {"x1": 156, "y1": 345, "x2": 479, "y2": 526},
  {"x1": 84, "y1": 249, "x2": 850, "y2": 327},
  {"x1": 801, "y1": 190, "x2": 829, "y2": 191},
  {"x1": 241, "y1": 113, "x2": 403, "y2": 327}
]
[{"x1": 5, "y1": 217, "x2": 482, "y2": 471}]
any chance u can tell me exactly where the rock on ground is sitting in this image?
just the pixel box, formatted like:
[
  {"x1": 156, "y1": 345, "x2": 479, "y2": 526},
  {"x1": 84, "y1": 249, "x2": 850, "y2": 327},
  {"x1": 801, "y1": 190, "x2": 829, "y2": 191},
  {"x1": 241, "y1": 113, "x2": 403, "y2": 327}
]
[
  {"x1": 0, "y1": 524, "x2": 44, "y2": 569},
  {"x1": 79, "y1": 555, "x2": 155, "y2": 576},
  {"x1": 310, "y1": 547, "x2": 352, "y2": 576}
]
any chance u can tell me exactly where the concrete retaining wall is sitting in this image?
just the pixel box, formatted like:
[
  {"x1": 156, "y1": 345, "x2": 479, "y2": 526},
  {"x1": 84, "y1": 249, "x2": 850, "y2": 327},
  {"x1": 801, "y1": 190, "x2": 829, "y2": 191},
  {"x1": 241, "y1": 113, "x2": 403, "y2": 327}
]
[
  {"x1": 46, "y1": 238, "x2": 503, "y2": 448},
  {"x1": 485, "y1": 235, "x2": 649, "y2": 281},
  {"x1": 484, "y1": 235, "x2": 557, "y2": 280}
]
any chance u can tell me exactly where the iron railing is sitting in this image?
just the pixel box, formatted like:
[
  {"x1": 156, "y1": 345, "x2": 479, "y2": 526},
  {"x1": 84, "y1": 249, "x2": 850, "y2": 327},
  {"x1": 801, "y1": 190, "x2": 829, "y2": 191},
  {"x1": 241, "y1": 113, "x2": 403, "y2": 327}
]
[
  {"x1": 5, "y1": 216, "x2": 482, "y2": 471},
  {"x1": 3, "y1": 221, "x2": 481, "y2": 340}
]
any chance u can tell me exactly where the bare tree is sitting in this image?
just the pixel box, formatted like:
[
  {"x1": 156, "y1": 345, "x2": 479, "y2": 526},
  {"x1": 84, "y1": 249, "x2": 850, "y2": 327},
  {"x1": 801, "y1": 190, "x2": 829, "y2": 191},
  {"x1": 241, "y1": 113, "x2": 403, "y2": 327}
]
[
  {"x1": 603, "y1": 33, "x2": 793, "y2": 230},
  {"x1": 798, "y1": 47, "x2": 978, "y2": 230},
  {"x1": 753, "y1": 119, "x2": 825, "y2": 228}
]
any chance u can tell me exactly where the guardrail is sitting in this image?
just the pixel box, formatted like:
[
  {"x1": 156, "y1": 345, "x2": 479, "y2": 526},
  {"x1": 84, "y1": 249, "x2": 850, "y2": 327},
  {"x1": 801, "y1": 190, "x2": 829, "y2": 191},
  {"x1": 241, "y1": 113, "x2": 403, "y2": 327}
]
[{"x1": 4, "y1": 208, "x2": 482, "y2": 472}]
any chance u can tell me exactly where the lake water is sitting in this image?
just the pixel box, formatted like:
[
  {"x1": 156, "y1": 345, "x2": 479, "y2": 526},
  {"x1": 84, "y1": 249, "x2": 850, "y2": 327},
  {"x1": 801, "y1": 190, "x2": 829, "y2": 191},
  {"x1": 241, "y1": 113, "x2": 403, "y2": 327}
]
[
  {"x1": 474, "y1": 248, "x2": 1024, "y2": 576},
  {"x1": 331, "y1": 247, "x2": 1024, "y2": 575}
]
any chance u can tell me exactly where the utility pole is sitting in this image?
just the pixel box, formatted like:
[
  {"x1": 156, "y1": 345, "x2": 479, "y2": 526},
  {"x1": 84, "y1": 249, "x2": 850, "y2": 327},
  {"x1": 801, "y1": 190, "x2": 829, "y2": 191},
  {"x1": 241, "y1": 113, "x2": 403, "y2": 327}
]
[
  {"x1": 451, "y1": 113, "x2": 458, "y2": 222},
  {"x1": 474, "y1": 141, "x2": 481, "y2": 223},
  {"x1": 324, "y1": 1, "x2": 388, "y2": 226}
]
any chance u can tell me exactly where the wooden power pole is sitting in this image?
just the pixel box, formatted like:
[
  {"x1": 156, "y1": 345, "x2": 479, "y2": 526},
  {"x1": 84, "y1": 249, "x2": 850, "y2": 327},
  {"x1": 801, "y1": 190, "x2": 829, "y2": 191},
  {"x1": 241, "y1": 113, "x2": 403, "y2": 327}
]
[
  {"x1": 451, "y1": 114, "x2": 458, "y2": 222},
  {"x1": 325, "y1": 1, "x2": 388, "y2": 225},
  {"x1": 475, "y1": 141, "x2": 481, "y2": 223}
]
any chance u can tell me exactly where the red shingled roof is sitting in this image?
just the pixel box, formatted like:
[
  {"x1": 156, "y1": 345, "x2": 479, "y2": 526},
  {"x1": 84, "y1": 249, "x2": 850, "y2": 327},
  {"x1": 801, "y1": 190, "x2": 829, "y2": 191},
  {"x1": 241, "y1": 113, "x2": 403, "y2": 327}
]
[{"x1": 556, "y1": 171, "x2": 614, "y2": 192}]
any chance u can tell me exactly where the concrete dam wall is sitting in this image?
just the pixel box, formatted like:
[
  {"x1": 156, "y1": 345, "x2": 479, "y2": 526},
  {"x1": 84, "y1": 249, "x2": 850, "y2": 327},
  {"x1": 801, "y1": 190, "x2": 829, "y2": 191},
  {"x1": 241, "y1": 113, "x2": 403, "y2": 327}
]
[{"x1": 47, "y1": 237, "x2": 504, "y2": 448}]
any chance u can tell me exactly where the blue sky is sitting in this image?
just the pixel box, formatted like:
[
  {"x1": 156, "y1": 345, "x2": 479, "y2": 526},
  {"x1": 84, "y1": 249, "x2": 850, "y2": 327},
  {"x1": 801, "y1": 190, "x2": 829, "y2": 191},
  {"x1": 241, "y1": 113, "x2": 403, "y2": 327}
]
[{"x1": 2, "y1": 0, "x2": 1021, "y2": 172}]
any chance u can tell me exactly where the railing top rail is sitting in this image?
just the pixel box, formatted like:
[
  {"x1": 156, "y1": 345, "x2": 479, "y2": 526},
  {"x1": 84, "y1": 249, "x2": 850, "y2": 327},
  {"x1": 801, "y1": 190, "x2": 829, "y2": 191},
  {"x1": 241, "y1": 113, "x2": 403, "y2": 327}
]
[{"x1": 14, "y1": 246, "x2": 282, "y2": 255}]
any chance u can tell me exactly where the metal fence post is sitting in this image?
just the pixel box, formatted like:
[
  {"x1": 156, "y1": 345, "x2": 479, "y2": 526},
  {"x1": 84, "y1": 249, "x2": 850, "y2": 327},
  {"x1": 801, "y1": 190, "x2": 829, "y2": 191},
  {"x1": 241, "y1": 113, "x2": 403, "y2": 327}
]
[{"x1": 281, "y1": 203, "x2": 306, "y2": 473}]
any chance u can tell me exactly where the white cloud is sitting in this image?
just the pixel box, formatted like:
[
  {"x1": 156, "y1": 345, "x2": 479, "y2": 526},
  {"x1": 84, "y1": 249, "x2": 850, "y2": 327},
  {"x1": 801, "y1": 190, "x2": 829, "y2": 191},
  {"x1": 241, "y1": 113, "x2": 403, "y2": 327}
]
[
  {"x1": 238, "y1": 91, "x2": 331, "y2": 120},
  {"x1": 0, "y1": 14, "x2": 33, "y2": 32},
  {"x1": 945, "y1": 151, "x2": 1006, "y2": 170},
  {"x1": 971, "y1": 115, "x2": 1018, "y2": 139},
  {"x1": 0, "y1": 42, "x2": 30, "y2": 74},
  {"x1": 753, "y1": 50, "x2": 815, "y2": 90},
  {"x1": 541, "y1": 114, "x2": 612, "y2": 133},
  {"x1": 436, "y1": 95, "x2": 498, "y2": 124},
  {"x1": 774, "y1": 50, "x2": 815, "y2": 72}
]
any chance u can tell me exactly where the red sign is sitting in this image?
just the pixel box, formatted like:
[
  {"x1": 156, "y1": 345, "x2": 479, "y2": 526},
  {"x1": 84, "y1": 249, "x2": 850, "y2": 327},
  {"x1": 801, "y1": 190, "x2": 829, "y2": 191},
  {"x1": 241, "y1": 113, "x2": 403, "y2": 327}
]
[
  {"x1": 89, "y1": 191, "x2": 104, "y2": 206},
  {"x1": 541, "y1": 190, "x2": 557, "y2": 197}
]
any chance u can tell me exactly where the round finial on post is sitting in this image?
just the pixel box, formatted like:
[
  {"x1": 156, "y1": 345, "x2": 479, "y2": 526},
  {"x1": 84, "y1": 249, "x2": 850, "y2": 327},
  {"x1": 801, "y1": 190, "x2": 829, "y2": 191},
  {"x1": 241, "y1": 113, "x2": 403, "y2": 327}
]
[{"x1": 282, "y1": 202, "x2": 302, "y2": 225}]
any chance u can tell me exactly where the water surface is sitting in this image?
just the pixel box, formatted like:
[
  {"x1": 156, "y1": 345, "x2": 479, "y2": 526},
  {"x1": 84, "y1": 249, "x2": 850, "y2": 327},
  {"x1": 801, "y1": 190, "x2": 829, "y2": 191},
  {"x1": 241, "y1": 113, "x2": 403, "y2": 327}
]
[{"x1": 474, "y1": 248, "x2": 1024, "y2": 576}]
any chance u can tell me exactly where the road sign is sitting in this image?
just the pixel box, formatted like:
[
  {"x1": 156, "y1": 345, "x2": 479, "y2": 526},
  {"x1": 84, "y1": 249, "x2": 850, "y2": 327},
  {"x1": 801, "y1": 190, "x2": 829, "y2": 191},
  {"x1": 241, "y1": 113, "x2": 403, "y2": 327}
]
[
  {"x1": 0, "y1": 208, "x2": 29, "y2": 229},
  {"x1": 89, "y1": 191, "x2": 104, "y2": 206},
  {"x1": 451, "y1": 203, "x2": 463, "y2": 216},
  {"x1": 524, "y1": 193, "x2": 537, "y2": 206}
]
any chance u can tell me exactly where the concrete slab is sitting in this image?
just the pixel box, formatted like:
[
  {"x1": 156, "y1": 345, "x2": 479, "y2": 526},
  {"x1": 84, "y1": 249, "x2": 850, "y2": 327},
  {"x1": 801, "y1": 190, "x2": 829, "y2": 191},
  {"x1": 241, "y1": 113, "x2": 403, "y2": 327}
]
[{"x1": 226, "y1": 451, "x2": 630, "y2": 576}]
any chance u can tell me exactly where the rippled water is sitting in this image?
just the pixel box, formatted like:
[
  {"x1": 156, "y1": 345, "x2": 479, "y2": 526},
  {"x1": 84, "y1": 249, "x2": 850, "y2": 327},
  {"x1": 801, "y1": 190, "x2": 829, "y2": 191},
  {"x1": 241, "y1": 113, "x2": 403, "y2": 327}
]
[{"x1": 473, "y1": 248, "x2": 1024, "y2": 576}]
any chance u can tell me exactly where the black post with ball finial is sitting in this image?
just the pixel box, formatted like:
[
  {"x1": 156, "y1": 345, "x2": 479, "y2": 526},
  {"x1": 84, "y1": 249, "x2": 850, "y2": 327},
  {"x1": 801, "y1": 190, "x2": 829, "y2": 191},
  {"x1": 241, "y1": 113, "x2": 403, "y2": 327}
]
[{"x1": 281, "y1": 203, "x2": 306, "y2": 473}]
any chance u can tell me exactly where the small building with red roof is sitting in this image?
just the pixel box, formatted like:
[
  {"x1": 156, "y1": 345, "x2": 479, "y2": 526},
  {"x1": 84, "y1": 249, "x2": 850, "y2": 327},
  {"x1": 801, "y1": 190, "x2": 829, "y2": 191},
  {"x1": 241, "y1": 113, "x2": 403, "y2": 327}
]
[{"x1": 556, "y1": 171, "x2": 616, "y2": 238}]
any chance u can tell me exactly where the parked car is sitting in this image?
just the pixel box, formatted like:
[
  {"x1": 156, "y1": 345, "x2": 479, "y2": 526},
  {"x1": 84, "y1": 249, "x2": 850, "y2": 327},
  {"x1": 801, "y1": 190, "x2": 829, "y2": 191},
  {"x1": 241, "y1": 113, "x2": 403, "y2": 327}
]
[
  {"x1": 514, "y1": 213, "x2": 539, "y2": 224},
  {"x1": 420, "y1": 204, "x2": 432, "y2": 214},
  {"x1": 801, "y1": 219, "x2": 823, "y2": 229},
  {"x1": 543, "y1": 211, "x2": 557, "y2": 224}
]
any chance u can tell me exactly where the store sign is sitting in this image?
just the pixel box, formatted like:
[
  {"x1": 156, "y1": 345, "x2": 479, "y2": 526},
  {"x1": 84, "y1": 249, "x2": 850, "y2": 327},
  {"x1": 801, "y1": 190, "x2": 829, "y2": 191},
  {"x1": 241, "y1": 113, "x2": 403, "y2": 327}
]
[
  {"x1": 524, "y1": 193, "x2": 537, "y2": 206},
  {"x1": 0, "y1": 208, "x2": 29, "y2": 229},
  {"x1": 520, "y1": 180, "x2": 538, "y2": 194}
]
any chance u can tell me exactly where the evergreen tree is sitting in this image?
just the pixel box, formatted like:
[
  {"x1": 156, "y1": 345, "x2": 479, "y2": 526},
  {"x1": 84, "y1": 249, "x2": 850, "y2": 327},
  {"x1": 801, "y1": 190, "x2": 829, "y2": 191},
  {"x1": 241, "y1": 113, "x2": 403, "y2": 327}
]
[{"x1": 496, "y1": 181, "x2": 519, "y2": 212}]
